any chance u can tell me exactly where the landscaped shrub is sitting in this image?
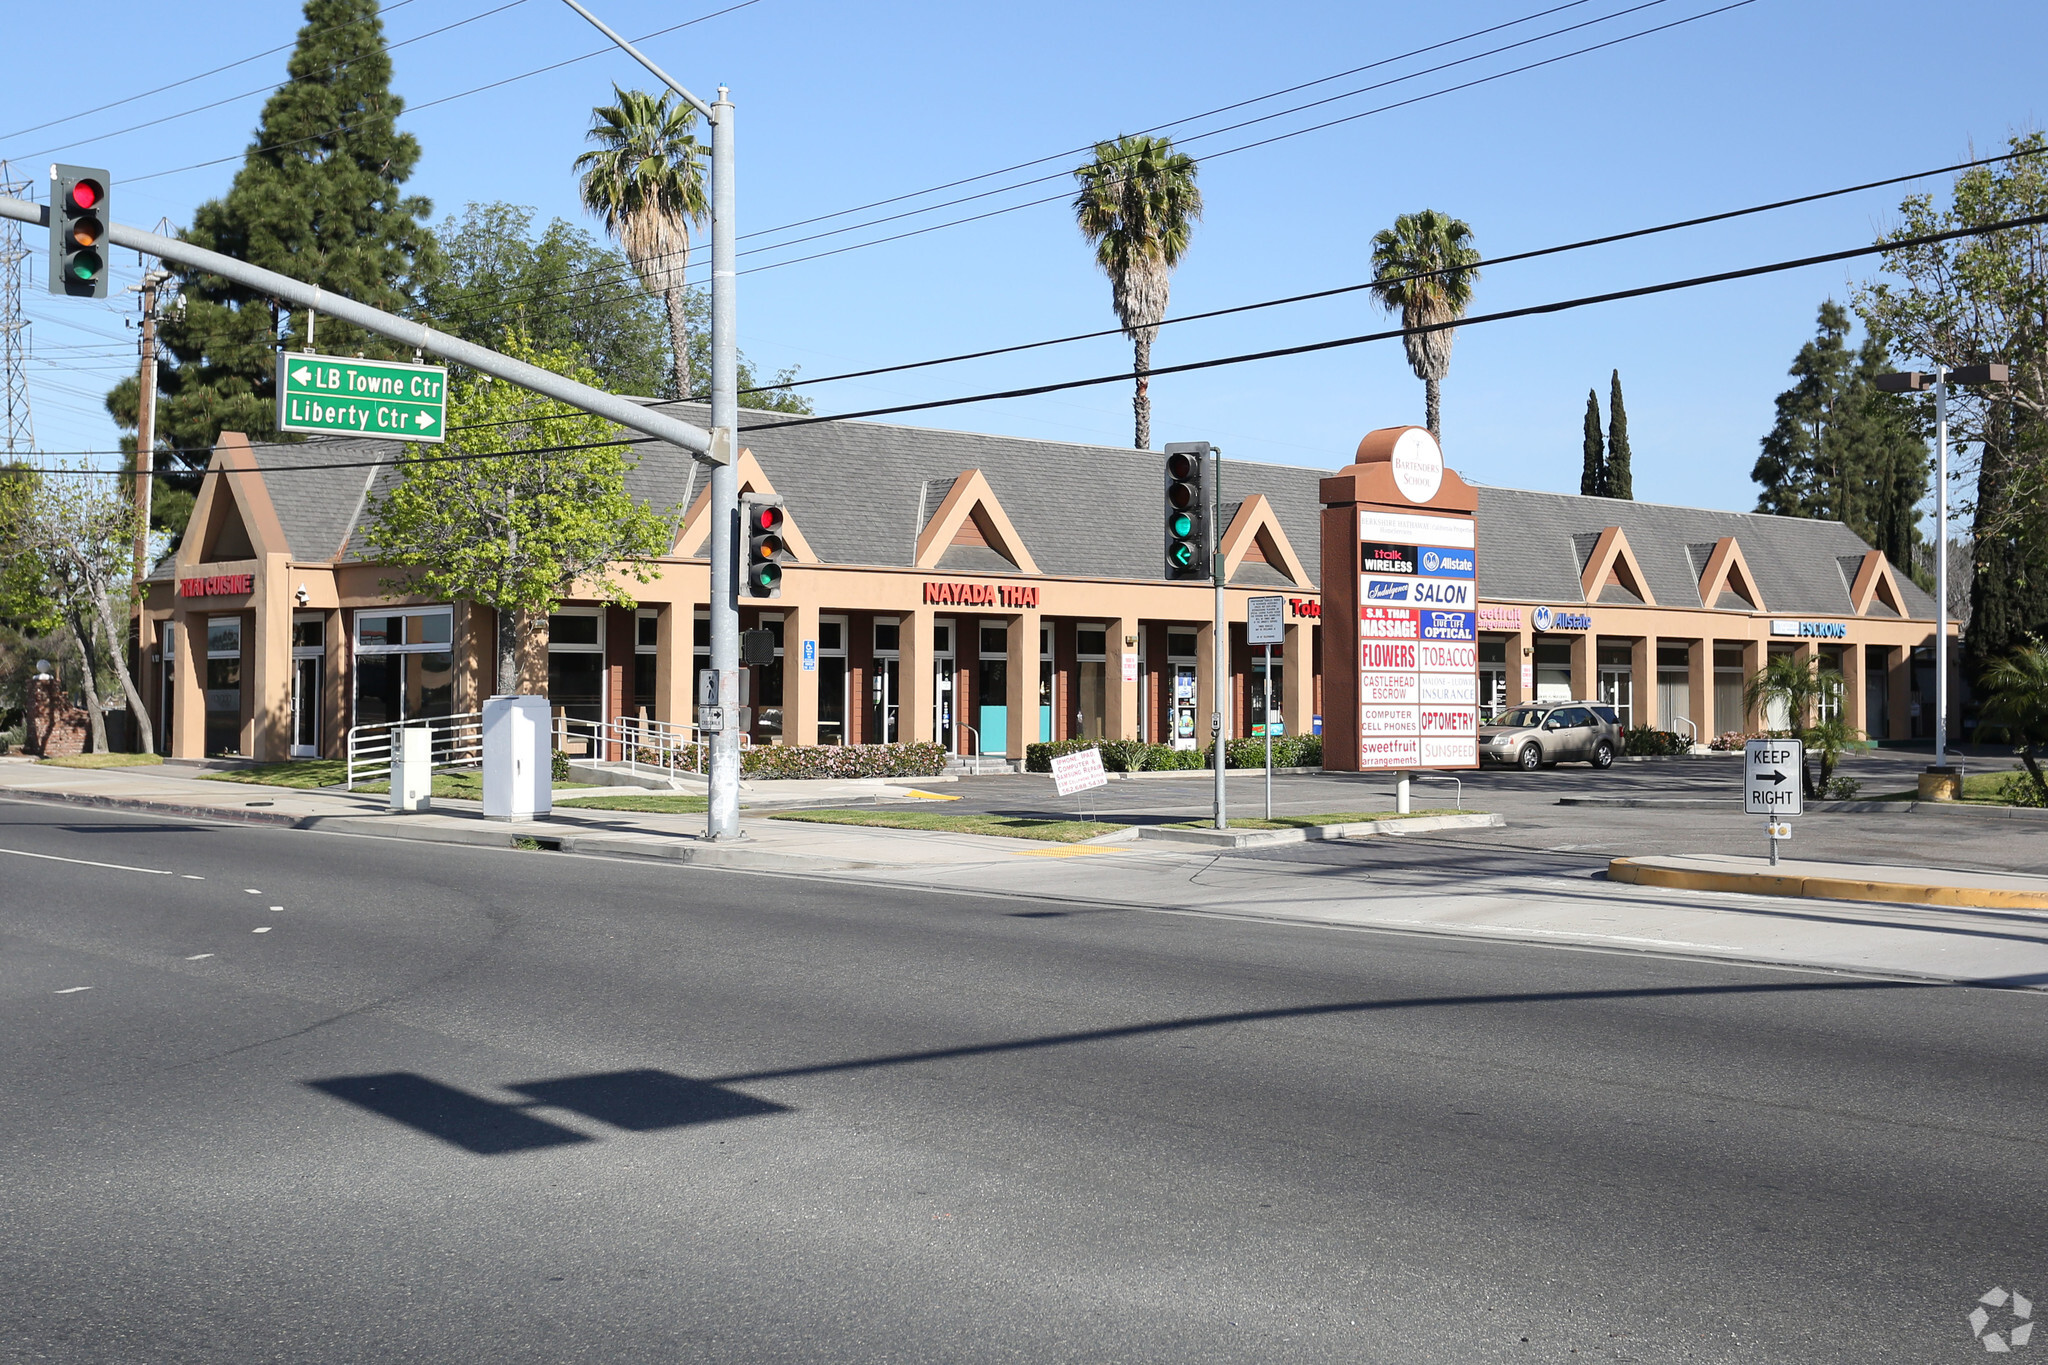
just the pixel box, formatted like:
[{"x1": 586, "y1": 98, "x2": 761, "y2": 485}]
[
  {"x1": 1025, "y1": 738, "x2": 1101, "y2": 772},
  {"x1": 1623, "y1": 727, "x2": 1690, "y2": 756},
  {"x1": 551, "y1": 748, "x2": 571, "y2": 783},
  {"x1": 1996, "y1": 772, "x2": 2048, "y2": 807},
  {"x1": 1096, "y1": 739, "x2": 1148, "y2": 772},
  {"x1": 628, "y1": 742, "x2": 947, "y2": 779},
  {"x1": 1822, "y1": 775, "x2": 1862, "y2": 800}
]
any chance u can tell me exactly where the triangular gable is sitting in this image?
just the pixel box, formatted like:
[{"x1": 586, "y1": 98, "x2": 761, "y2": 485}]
[
  {"x1": 1696, "y1": 535, "x2": 1766, "y2": 613},
  {"x1": 178, "y1": 432, "x2": 288, "y2": 571},
  {"x1": 1848, "y1": 550, "x2": 1908, "y2": 617},
  {"x1": 913, "y1": 470, "x2": 1039, "y2": 574},
  {"x1": 673, "y1": 446, "x2": 819, "y2": 562},
  {"x1": 1219, "y1": 494, "x2": 1312, "y2": 588},
  {"x1": 1576, "y1": 525, "x2": 1656, "y2": 606}
]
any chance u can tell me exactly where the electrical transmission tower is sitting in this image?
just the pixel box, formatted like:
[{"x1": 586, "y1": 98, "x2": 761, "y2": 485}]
[{"x1": 0, "y1": 160, "x2": 33, "y2": 456}]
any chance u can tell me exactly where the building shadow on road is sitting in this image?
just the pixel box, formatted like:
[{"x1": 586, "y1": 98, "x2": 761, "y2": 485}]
[{"x1": 307, "y1": 1068, "x2": 789, "y2": 1156}]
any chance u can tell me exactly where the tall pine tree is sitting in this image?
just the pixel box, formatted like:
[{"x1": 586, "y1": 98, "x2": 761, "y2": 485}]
[
  {"x1": 1580, "y1": 389, "x2": 1604, "y2": 496},
  {"x1": 1967, "y1": 403, "x2": 2048, "y2": 682},
  {"x1": 107, "y1": 0, "x2": 439, "y2": 484},
  {"x1": 1606, "y1": 369, "x2": 1633, "y2": 499}
]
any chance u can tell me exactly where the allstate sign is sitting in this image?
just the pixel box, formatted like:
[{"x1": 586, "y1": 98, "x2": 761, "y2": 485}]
[
  {"x1": 1532, "y1": 606, "x2": 1591, "y2": 632},
  {"x1": 1419, "y1": 546, "x2": 1475, "y2": 578}
]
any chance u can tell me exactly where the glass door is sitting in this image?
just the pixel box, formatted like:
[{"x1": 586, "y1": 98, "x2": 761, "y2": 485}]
[
  {"x1": 977, "y1": 622, "x2": 1008, "y2": 755},
  {"x1": 1168, "y1": 630, "x2": 1198, "y2": 750},
  {"x1": 290, "y1": 614, "x2": 324, "y2": 757},
  {"x1": 871, "y1": 618, "x2": 900, "y2": 742},
  {"x1": 1597, "y1": 669, "x2": 1632, "y2": 729},
  {"x1": 932, "y1": 619, "x2": 956, "y2": 751},
  {"x1": 816, "y1": 616, "x2": 848, "y2": 745}
]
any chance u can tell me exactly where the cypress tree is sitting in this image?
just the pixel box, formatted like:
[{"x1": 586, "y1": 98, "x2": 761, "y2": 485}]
[
  {"x1": 1580, "y1": 389, "x2": 1604, "y2": 496},
  {"x1": 110, "y1": 0, "x2": 439, "y2": 481},
  {"x1": 1753, "y1": 302, "x2": 1854, "y2": 518},
  {"x1": 1605, "y1": 369, "x2": 1633, "y2": 500}
]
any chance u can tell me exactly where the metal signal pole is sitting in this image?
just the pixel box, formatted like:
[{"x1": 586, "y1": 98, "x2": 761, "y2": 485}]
[
  {"x1": 558, "y1": 0, "x2": 743, "y2": 839},
  {"x1": 1212, "y1": 446, "x2": 1227, "y2": 831}
]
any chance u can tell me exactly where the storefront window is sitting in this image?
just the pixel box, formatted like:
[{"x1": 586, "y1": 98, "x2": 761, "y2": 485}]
[
  {"x1": 753, "y1": 615, "x2": 784, "y2": 741},
  {"x1": 206, "y1": 615, "x2": 242, "y2": 756},
  {"x1": 1074, "y1": 624, "x2": 1107, "y2": 740},
  {"x1": 817, "y1": 616, "x2": 848, "y2": 745},
  {"x1": 547, "y1": 609, "x2": 604, "y2": 727},
  {"x1": 1478, "y1": 638, "x2": 1508, "y2": 719},
  {"x1": 354, "y1": 606, "x2": 455, "y2": 729},
  {"x1": 633, "y1": 611, "x2": 659, "y2": 718}
]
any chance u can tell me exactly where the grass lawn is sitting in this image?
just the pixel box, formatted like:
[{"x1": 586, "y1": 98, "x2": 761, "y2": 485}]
[
  {"x1": 1163, "y1": 808, "x2": 1467, "y2": 830},
  {"x1": 550, "y1": 792, "x2": 708, "y2": 814},
  {"x1": 200, "y1": 761, "x2": 589, "y2": 801},
  {"x1": 766, "y1": 808, "x2": 1122, "y2": 843},
  {"x1": 1871, "y1": 768, "x2": 2045, "y2": 806},
  {"x1": 39, "y1": 753, "x2": 165, "y2": 769}
]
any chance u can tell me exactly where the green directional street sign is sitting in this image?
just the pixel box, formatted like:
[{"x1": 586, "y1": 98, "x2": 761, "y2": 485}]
[{"x1": 276, "y1": 351, "x2": 448, "y2": 443}]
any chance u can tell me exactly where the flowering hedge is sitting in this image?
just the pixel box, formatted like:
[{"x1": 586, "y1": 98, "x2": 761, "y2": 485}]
[
  {"x1": 1622, "y1": 727, "x2": 1691, "y2": 756},
  {"x1": 632, "y1": 742, "x2": 950, "y2": 780},
  {"x1": 1026, "y1": 735, "x2": 1322, "y2": 773}
]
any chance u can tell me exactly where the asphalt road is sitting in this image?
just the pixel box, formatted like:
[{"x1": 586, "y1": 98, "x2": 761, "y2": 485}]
[{"x1": 4, "y1": 795, "x2": 2044, "y2": 1363}]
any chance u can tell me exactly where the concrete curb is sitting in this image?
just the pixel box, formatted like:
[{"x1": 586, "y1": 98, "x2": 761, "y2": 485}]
[
  {"x1": 1562, "y1": 795, "x2": 2048, "y2": 818},
  {"x1": 1607, "y1": 856, "x2": 2048, "y2": 912},
  {"x1": 1136, "y1": 811, "x2": 1504, "y2": 848}
]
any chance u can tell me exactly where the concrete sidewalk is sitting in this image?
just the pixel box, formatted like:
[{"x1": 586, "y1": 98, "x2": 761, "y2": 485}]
[{"x1": 6, "y1": 759, "x2": 2048, "y2": 991}]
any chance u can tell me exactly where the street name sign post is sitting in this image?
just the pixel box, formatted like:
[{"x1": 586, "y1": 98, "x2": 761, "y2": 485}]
[
  {"x1": 277, "y1": 352, "x2": 448, "y2": 442},
  {"x1": 1247, "y1": 595, "x2": 1286, "y2": 819},
  {"x1": 1744, "y1": 738, "x2": 1804, "y2": 866}
]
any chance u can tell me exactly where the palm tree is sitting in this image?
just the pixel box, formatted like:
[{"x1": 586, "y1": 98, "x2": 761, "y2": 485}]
[
  {"x1": 1744, "y1": 654, "x2": 1857, "y2": 797},
  {"x1": 574, "y1": 86, "x2": 708, "y2": 401},
  {"x1": 1976, "y1": 643, "x2": 2048, "y2": 800},
  {"x1": 1367, "y1": 210, "x2": 1481, "y2": 442},
  {"x1": 1073, "y1": 134, "x2": 1201, "y2": 450}
]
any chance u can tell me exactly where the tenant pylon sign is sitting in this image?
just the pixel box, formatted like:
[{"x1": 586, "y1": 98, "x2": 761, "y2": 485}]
[
  {"x1": 1318, "y1": 426, "x2": 1480, "y2": 772},
  {"x1": 276, "y1": 352, "x2": 448, "y2": 442}
]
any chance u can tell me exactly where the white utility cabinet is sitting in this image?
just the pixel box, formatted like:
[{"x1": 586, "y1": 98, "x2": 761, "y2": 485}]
[
  {"x1": 482, "y1": 695, "x2": 551, "y2": 821},
  {"x1": 390, "y1": 725, "x2": 432, "y2": 812}
]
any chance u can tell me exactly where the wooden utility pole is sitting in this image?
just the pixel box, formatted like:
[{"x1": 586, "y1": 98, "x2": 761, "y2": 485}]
[{"x1": 131, "y1": 269, "x2": 165, "y2": 582}]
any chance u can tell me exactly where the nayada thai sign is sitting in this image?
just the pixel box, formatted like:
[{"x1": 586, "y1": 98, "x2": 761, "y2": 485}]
[
  {"x1": 176, "y1": 572, "x2": 255, "y2": 599},
  {"x1": 922, "y1": 581, "x2": 1040, "y2": 608}
]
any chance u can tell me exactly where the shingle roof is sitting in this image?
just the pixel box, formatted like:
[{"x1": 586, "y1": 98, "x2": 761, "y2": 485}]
[{"x1": 217, "y1": 402, "x2": 1933, "y2": 620}]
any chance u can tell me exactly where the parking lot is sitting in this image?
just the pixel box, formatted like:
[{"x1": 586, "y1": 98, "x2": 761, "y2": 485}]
[{"x1": 932, "y1": 746, "x2": 2048, "y2": 876}]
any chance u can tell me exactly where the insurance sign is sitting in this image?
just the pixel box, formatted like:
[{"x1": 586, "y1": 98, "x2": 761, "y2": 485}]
[{"x1": 276, "y1": 352, "x2": 448, "y2": 442}]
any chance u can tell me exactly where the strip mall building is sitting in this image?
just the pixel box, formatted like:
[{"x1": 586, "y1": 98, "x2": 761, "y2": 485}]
[{"x1": 139, "y1": 402, "x2": 1949, "y2": 763}]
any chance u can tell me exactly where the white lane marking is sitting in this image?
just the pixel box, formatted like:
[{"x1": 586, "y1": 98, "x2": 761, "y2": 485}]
[
  {"x1": 182, "y1": 874, "x2": 204, "y2": 880},
  {"x1": 252, "y1": 927, "x2": 271, "y2": 933},
  {"x1": 245, "y1": 888, "x2": 261, "y2": 894},
  {"x1": 269, "y1": 905, "x2": 283, "y2": 912},
  {"x1": 0, "y1": 847, "x2": 171, "y2": 876},
  {"x1": 185, "y1": 953, "x2": 214, "y2": 960},
  {"x1": 53, "y1": 986, "x2": 93, "y2": 994}
]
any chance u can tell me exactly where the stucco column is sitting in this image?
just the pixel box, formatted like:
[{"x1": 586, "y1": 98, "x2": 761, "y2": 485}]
[
  {"x1": 249, "y1": 559, "x2": 291, "y2": 760},
  {"x1": 780, "y1": 600, "x2": 818, "y2": 747},
  {"x1": 1194, "y1": 619, "x2": 1216, "y2": 755},
  {"x1": 1004, "y1": 608, "x2": 1040, "y2": 759},
  {"x1": 1740, "y1": 638, "x2": 1765, "y2": 730},
  {"x1": 1630, "y1": 632, "x2": 1658, "y2": 731},
  {"x1": 1507, "y1": 624, "x2": 1533, "y2": 706},
  {"x1": 656, "y1": 603, "x2": 687, "y2": 727},
  {"x1": 1840, "y1": 641, "x2": 1867, "y2": 740},
  {"x1": 1569, "y1": 632, "x2": 1593, "y2": 703},
  {"x1": 1887, "y1": 645, "x2": 1912, "y2": 742},
  {"x1": 1106, "y1": 616, "x2": 1140, "y2": 742},
  {"x1": 900, "y1": 605, "x2": 934, "y2": 744},
  {"x1": 1791, "y1": 639, "x2": 1820, "y2": 728},
  {"x1": 173, "y1": 613, "x2": 204, "y2": 759},
  {"x1": 1688, "y1": 638, "x2": 1714, "y2": 741},
  {"x1": 1282, "y1": 619, "x2": 1314, "y2": 741}
]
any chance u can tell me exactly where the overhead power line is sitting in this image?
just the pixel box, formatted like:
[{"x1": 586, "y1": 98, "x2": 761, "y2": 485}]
[{"x1": 16, "y1": 212, "x2": 2042, "y2": 474}]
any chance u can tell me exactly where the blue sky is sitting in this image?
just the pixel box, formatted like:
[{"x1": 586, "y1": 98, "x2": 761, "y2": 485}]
[{"x1": 5, "y1": 0, "x2": 2042, "y2": 520}]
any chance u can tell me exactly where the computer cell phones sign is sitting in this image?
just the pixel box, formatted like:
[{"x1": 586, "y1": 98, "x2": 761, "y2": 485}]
[{"x1": 1744, "y1": 738, "x2": 1804, "y2": 816}]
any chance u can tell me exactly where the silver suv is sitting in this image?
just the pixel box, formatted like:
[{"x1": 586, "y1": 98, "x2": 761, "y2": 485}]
[{"x1": 1479, "y1": 701, "x2": 1625, "y2": 771}]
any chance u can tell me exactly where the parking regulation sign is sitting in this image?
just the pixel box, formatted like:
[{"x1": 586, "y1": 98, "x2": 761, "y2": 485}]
[{"x1": 1744, "y1": 738, "x2": 1804, "y2": 816}]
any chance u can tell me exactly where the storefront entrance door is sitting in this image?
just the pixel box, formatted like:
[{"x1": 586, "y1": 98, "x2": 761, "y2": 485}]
[
  {"x1": 871, "y1": 656, "x2": 900, "y2": 742},
  {"x1": 1171, "y1": 661, "x2": 1198, "y2": 750},
  {"x1": 291, "y1": 656, "x2": 321, "y2": 757}
]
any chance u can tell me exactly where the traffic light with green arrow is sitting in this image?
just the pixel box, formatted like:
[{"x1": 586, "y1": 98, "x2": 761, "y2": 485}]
[{"x1": 1163, "y1": 442, "x2": 1211, "y2": 581}]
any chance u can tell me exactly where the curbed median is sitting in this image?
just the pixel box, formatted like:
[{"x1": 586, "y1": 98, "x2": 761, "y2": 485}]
[{"x1": 1608, "y1": 853, "x2": 2048, "y2": 912}]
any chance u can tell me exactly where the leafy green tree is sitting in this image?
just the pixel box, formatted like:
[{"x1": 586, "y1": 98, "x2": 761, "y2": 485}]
[
  {"x1": 574, "y1": 87, "x2": 708, "y2": 403},
  {"x1": 1368, "y1": 210, "x2": 1481, "y2": 443},
  {"x1": 423, "y1": 202, "x2": 670, "y2": 396},
  {"x1": 363, "y1": 335, "x2": 677, "y2": 695},
  {"x1": 1753, "y1": 302, "x2": 1857, "y2": 519},
  {"x1": 1073, "y1": 134, "x2": 1203, "y2": 450},
  {"x1": 1744, "y1": 654, "x2": 1857, "y2": 797},
  {"x1": 1975, "y1": 642, "x2": 2048, "y2": 800},
  {"x1": 7, "y1": 467, "x2": 155, "y2": 752},
  {"x1": 0, "y1": 464, "x2": 59, "y2": 634},
  {"x1": 1605, "y1": 369, "x2": 1633, "y2": 500},
  {"x1": 1580, "y1": 389, "x2": 1604, "y2": 496}
]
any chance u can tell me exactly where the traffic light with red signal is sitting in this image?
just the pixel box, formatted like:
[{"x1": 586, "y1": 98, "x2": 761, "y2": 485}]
[
  {"x1": 742, "y1": 494, "x2": 789, "y2": 598},
  {"x1": 1163, "y1": 441, "x2": 1212, "y2": 581},
  {"x1": 49, "y1": 165, "x2": 111, "y2": 299}
]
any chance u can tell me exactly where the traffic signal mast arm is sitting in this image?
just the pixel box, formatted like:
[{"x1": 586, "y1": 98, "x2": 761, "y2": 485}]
[{"x1": 0, "y1": 195, "x2": 724, "y2": 464}]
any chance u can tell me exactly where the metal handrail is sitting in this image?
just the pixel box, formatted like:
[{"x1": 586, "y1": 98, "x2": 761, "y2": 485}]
[
  {"x1": 1670, "y1": 715, "x2": 1700, "y2": 745},
  {"x1": 1411, "y1": 773, "x2": 1464, "y2": 810},
  {"x1": 958, "y1": 722, "x2": 981, "y2": 758},
  {"x1": 553, "y1": 713, "x2": 745, "y2": 780},
  {"x1": 345, "y1": 710, "x2": 484, "y2": 790}
]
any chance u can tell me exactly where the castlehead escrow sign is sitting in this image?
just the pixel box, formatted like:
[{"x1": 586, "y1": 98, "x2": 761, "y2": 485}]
[{"x1": 277, "y1": 352, "x2": 448, "y2": 442}]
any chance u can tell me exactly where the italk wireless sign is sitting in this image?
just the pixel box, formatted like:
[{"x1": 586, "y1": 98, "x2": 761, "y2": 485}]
[{"x1": 1318, "y1": 425, "x2": 1479, "y2": 773}]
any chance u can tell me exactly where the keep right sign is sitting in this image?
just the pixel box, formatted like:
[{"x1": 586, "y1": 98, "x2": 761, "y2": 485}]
[{"x1": 1744, "y1": 738, "x2": 1805, "y2": 816}]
